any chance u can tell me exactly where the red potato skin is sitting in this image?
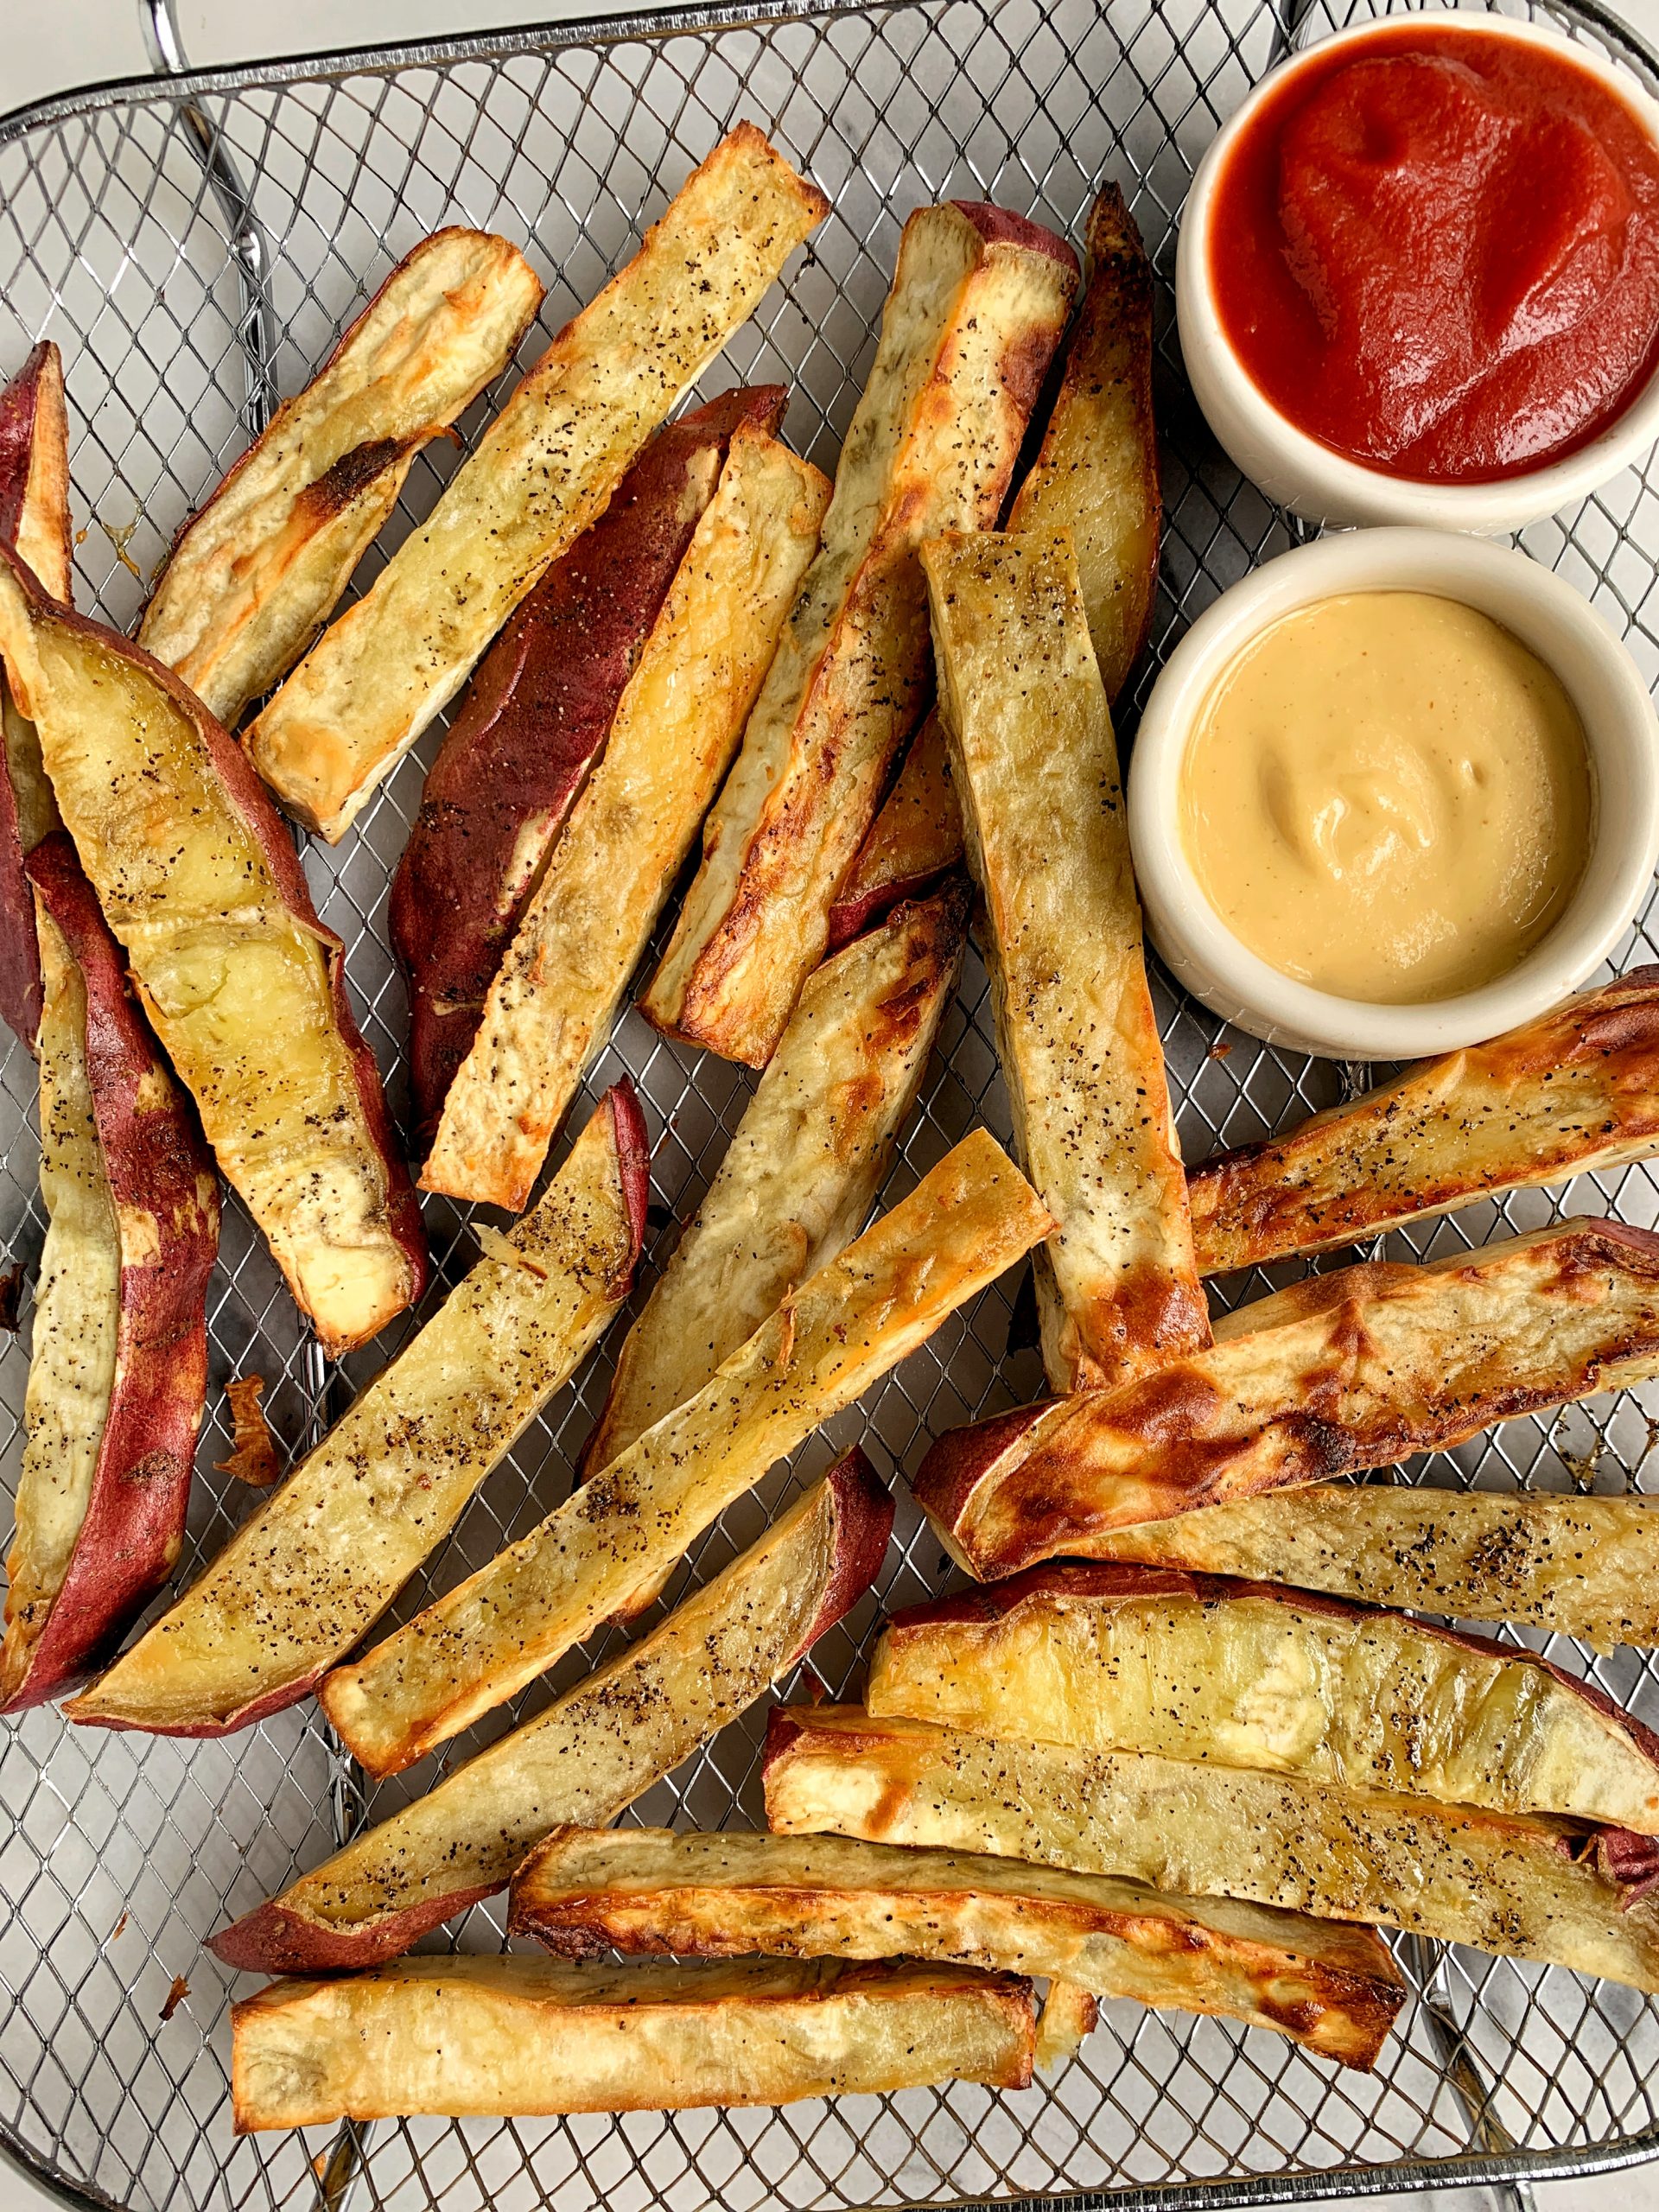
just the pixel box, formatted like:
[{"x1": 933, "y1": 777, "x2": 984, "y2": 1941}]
[
  {"x1": 207, "y1": 1445, "x2": 893, "y2": 1974},
  {"x1": 73, "y1": 1078, "x2": 646, "y2": 1741},
  {"x1": 392, "y1": 385, "x2": 789, "y2": 1146},
  {"x1": 0, "y1": 747, "x2": 37, "y2": 1047},
  {"x1": 607, "y1": 1076, "x2": 652, "y2": 1268},
  {"x1": 0, "y1": 540, "x2": 428, "y2": 1330},
  {"x1": 910, "y1": 1402, "x2": 1047, "y2": 1541},
  {"x1": 1, "y1": 835, "x2": 219, "y2": 1710},
  {"x1": 208, "y1": 1878, "x2": 503, "y2": 1976},
  {"x1": 0, "y1": 340, "x2": 72, "y2": 1050},
  {"x1": 880, "y1": 1559, "x2": 1659, "y2": 1783},
  {"x1": 801, "y1": 1447, "x2": 894, "y2": 1647},
  {"x1": 0, "y1": 344, "x2": 70, "y2": 597},
  {"x1": 950, "y1": 201, "x2": 1079, "y2": 269},
  {"x1": 0, "y1": 348, "x2": 48, "y2": 561},
  {"x1": 1595, "y1": 1827, "x2": 1659, "y2": 1900}
]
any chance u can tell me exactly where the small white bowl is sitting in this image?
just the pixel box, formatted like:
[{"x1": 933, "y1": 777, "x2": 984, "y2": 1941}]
[
  {"x1": 1175, "y1": 12, "x2": 1659, "y2": 533},
  {"x1": 1127, "y1": 528, "x2": 1659, "y2": 1061}
]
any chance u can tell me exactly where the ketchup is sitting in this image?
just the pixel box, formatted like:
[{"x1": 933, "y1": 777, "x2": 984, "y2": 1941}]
[{"x1": 1208, "y1": 24, "x2": 1659, "y2": 483}]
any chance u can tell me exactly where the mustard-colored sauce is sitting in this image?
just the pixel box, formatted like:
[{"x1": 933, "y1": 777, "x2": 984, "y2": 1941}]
[{"x1": 1179, "y1": 592, "x2": 1592, "y2": 1005}]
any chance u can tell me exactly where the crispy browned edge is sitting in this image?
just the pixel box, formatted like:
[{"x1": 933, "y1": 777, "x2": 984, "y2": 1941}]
[
  {"x1": 911, "y1": 1218, "x2": 1659, "y2": 1567},
  {"x1": 1188, "y1": 969, "x2": 1659, "y2": 1273},
  {"x1": 505, "y1": 1827, "x2": 1405, "y2": 2070}
]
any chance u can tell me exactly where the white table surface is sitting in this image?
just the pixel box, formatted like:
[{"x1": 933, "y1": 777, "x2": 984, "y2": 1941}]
[{"x1": 6, "y1": 3, "x2": 1659, "y2": 2209}]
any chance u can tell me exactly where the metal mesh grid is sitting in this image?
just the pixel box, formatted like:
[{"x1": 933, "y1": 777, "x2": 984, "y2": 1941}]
[{"x1": 3, "y1": 0, "x2": 1659, "y2": 2203}]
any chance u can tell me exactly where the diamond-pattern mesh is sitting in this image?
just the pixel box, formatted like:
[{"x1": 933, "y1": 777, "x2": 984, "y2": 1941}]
[{"x1": 3, "y1": 0, "x2": 1659, "y2": 2205}]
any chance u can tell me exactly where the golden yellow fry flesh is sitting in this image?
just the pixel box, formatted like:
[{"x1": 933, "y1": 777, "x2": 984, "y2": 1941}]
[
  {"x1": 582, "y1": 880, "x2": 967, "y2": 1478},
  {"x1": 923, "y1": 526, "x2": 1205, "y2": 1394},
  {"x1": 140, "y1": 227, "x2": 543, "y2": 723},
  {"x1": 867, "y1": 1567, "x2": 1659, "y2": 1832},
  {"x1": 231, "y1": 1955, "x2": 1039, "y2": 2131},
  {"x1": 68, "y1": 1094, "x2": 639, "y2": 1733},
  {"x1": 1085, "y1": 1483, "x2": 1659, "y2": 1653},
  {"x1": 421, "y1": 425, "x2": 831, "y2": 1208},
  {"x1": 213, "y1": 1464, "x2": 890, "y2": 1971},
  {"x1": 321, "y1": 1128, "x2": 1050, "y2": 1776},
  {"x1": 246, "y1": 126, "x2": 829, "y2": 840}
]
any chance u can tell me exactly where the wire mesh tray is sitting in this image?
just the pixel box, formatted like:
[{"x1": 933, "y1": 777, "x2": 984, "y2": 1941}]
[{"x1": 4, "y1": 0, "x2": 1659, "y2": 2204}]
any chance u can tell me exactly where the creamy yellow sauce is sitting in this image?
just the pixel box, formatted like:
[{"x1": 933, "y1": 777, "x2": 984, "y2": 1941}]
[{"x1": 1179, "y1": 591, "x2": 1592, "y2": 1004}]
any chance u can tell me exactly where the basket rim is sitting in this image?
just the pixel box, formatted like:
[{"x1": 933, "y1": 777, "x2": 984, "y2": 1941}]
[
  {"x1": 6, "y1": 1, "x2": 1659, "y2": 2207},
  {"x1": 0, "y1": 0, "x2": 889, "y2": 145}
]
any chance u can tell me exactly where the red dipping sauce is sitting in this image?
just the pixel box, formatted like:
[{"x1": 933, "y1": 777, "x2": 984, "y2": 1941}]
[{"x1": 1208, "y1": 22, "x2": 1659, "y2": 483}]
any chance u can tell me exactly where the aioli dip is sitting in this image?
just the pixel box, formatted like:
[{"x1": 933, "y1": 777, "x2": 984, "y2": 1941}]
[
  {"x1": 1179, "y1": 592, "x2": 1592, "y2": 1005},
  {"x1": 1207, "y1": 23, "x2": 1659, "y2": 483}
]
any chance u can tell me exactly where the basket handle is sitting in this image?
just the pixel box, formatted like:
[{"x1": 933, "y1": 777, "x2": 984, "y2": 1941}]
[{"x1": 137, "y1": 0, "x2": 278, "y2": 437}]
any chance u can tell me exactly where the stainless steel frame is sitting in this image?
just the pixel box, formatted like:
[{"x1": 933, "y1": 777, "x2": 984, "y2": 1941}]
[{"x1": 3, "y1": 0, "x2": 1659, "y2": 2204}]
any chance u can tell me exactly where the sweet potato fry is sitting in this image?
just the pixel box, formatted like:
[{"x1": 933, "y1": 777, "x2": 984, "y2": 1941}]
[
  {"x1": 1089, "y1": 1483, "x2": 1659, "y2": 1651},
  {"x1": 1003, "y1": 183, "x2": 1160, "y2": 700},
  {"x1": 1189, "y1": 969, "x2": 1659, "y2": 1275},
  {"x1": 1037, "y1": 1980, "x2": 1099, "y2": 2067},
  {"x1": 868, "y1": 1562, "x2": 1659, "y2": 1832},
  {"x1": 0, "y1": 340, "x2": 71, "y2": 1046},
  {"x1": 582, "y1": 880, "x2": 967, "y2": 1479},
  {"x1": 826, "y1": 185, "x2": 1161, "y2": 952},
  {"x1": 246, "y1": 126, "x2": 829, "y2": 839},
  {"x1": 0, "y1": 542, "x2": 426, "y2": 1353},
  {"x1": 138, "y1": 227, "x2": 543, "y2": 725},
  {"x1": 0, "y1": 343, "x2": 72, "y2": 608},
  {"x1": 392, "y1": 385, "x2": 791, "y2": 1143},
  {"x1": 321, "y1": 1130, "x2": 1049, "y2": 1776},
  {"x1": 508, "y1": 1825, "x2": 1404, "y2": 2069},
  {"x1": 231, "y1": 1955, "x2": 1036, "y2": 2130},
  {"x1": 0, "y1": 835, "x2": 218, "y2": 1710},
  {"x1": 643, "y1": 200, "x2": 1077, "y2": 1066},
  {"x1": 421, "y1": 420, "x2": 830, "y2": 1206},
  {"x1": 763, "y1": 1706, "x2": 1659, "y2": 1992},
  {"x1": 212, "y1": 1456, "x2": 891, "y2": 1972},
  {"x1": 825, "y1": 712, "x2": 965, "y2": 951},
  {"x1": 924, "y1": 527, "x2": 1205, "y2": 1393},
  {"x1": 66, "y1": 1087, "x2": 644, "y2": 1735},
  {"x1": 914, "y1": 1219, "x2": 1659, "y2": 1578}
]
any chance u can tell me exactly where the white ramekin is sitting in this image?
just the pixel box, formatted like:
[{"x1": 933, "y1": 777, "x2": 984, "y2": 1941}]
[
  {"x1": 1175, "y1": 12, "x2": 1659, "y2": 534},
  {"x1": 1127, "y1": 528, "x2": 1659, "y2": 1061}
]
